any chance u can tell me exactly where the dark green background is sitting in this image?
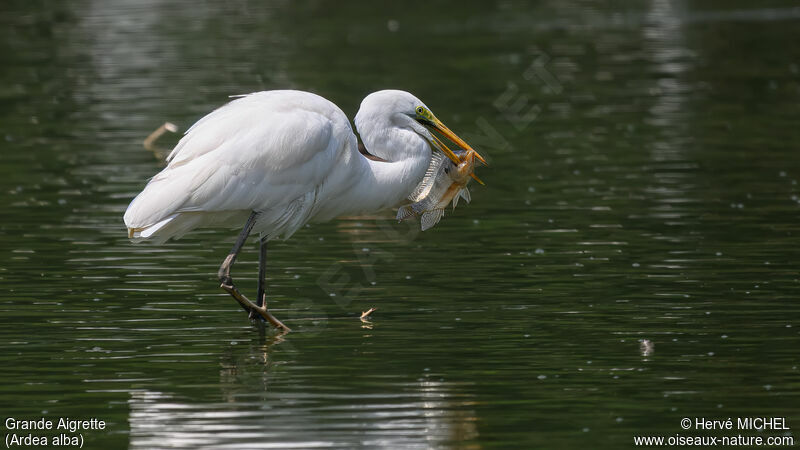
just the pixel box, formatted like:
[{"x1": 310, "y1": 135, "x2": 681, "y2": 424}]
[{"x1": 1, "y1": 1, "x2": 798, "y2": 448}]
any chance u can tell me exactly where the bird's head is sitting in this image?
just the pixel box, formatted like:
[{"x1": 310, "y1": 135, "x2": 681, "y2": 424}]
[{"x1": 356, "y1": 90, "x2": 487, "y2": 166}]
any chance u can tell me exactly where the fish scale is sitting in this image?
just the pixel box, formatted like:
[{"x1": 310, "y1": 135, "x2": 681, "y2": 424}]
[{"x1": 397, "y1": 149, "x2": 478, "y2": 231}]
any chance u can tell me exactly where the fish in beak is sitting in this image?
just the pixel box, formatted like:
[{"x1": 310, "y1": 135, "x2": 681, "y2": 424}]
[
  {"x1": 420, "y1": 115, "x2": 488, "y2": 166},
  {"x1": 428, "y1": 134, "x2": 484, "y2": 185}
]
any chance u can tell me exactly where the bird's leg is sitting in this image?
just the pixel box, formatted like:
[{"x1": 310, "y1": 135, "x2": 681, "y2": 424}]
[
  {"x1": 218, "y1": 212, "x2": 291, "y2": 331},
  {"x1": 251, "y1": 236, "x2": 290, "y2": 330},
  {"x1": 248, "y1": 237, "x2": 290, "y2": 331},
  {"x1": 218, "y1": 211, "x2": 258, "y2": 314},
  {"x1": 256, "y1": 236, "x2": 268, "y2": 309},
  {"x1": 217, "y1": 211, "x2": 256, "y2": 296}
]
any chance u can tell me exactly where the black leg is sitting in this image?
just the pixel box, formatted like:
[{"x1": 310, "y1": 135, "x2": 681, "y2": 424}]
[
  {"x1": 218, "y1": 212, "x2": 291, "y2": 331},
  {"x1": 256, "y1": 237, "x2": 268, "y2": 308},
  {"x1": 218, "y1": 212, "x2": 258, "y2": 314}
]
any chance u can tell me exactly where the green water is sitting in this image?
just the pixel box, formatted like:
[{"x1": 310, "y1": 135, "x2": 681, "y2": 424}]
[{"x1": 1, "y1": 1, "x2": 799, "y2": 448}]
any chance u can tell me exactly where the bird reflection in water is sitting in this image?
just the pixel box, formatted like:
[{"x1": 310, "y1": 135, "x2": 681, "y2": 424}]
[{"x1": 127, "y1": 330, "x2": 481, "y2": 449}]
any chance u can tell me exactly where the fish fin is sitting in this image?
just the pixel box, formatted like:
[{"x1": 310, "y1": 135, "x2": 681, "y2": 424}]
[
  {"x1": 420, "y1": 209, "x2": 444, "y2": 231},
  {"x1": 452, "y1": 187, "x2": 471, "y2": 210},
  {"x1": 460, "y1": 187, "x2": 471, "y2": 204},
  {"x1": 409, "y1": 151, "x2": 449, "y2": 201},
  {"x1": 411, "y1": 198, "x2": 434, "y2": 215},
  {"x1": 396, "y1": 205, "x2": 415, "y2": 222}
]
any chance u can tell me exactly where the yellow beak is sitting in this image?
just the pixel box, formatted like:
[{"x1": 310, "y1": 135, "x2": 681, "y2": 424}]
[
  {"x1": 428, "y1": 133, "x2": 485, "y2": 185},
  {"x1": 428, "y1": 116, "x2": 488, "y2": 166}
]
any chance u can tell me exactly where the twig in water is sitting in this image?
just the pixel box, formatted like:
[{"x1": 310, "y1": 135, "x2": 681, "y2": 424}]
[
  {"x1": 360, "y1": 307, "x2": 377, "y2": 321},
  {"x1": 143, "y1": 122, "x2": 178, "y2": 161}
]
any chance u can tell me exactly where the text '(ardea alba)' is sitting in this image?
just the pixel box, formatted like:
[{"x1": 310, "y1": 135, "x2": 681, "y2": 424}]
[{"x1": 124, "y1": 90, "x2": 486, "y2": 331}]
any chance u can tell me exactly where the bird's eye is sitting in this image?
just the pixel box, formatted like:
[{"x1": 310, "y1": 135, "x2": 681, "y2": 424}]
[{"x1": 416, "y1": 106, "x2": 425, "y2": 115}]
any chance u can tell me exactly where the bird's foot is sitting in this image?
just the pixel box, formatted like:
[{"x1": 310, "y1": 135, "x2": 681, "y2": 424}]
[
  {"x1": 248, "y1": 309, "x2": 264, "y2": 322},
  {"x1": 220, "y1": 282, "x2": 292, "y2": 332},
  {"x1": 248, "y1": 305, "x2": 291, "y2": 331}
]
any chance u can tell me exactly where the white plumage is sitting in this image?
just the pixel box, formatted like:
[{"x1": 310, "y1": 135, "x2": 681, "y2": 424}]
[
  {"x1": 123, "y1": 89, "x2": 480, "y2": 330},
  {"x1": 125, "y1": 90, "x2": 443, "y2": 242}
]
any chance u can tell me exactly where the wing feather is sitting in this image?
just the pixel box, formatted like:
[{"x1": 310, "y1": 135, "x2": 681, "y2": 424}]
[{"x1": 124, "y1": 91, "x2": 351, "y2": 241}]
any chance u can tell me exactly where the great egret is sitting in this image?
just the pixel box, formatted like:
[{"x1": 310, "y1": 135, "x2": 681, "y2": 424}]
[{"x1": 124, "y1": 90, "x2": 485, "y2": 331}]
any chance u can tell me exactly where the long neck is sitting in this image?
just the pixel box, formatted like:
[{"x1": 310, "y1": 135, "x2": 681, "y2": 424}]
[
  {"x1": 310, "y1": 101, "x2": 434, "y2": 220},
  {"x1": 348, "y1": 151, "x2": 431, "y2": 213},
  {"x1": 318, "y1": 120, "x2": 431, "y2": 219}
]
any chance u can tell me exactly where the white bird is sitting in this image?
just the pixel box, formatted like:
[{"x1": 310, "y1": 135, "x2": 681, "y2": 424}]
[{"x1": 124, "y1": 90, "x2": 485, "y2": 331}]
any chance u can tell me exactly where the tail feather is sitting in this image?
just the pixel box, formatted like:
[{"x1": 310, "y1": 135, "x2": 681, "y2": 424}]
[{"x1": 123, "y1": 161, "x2": 212, "y2": 242}]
